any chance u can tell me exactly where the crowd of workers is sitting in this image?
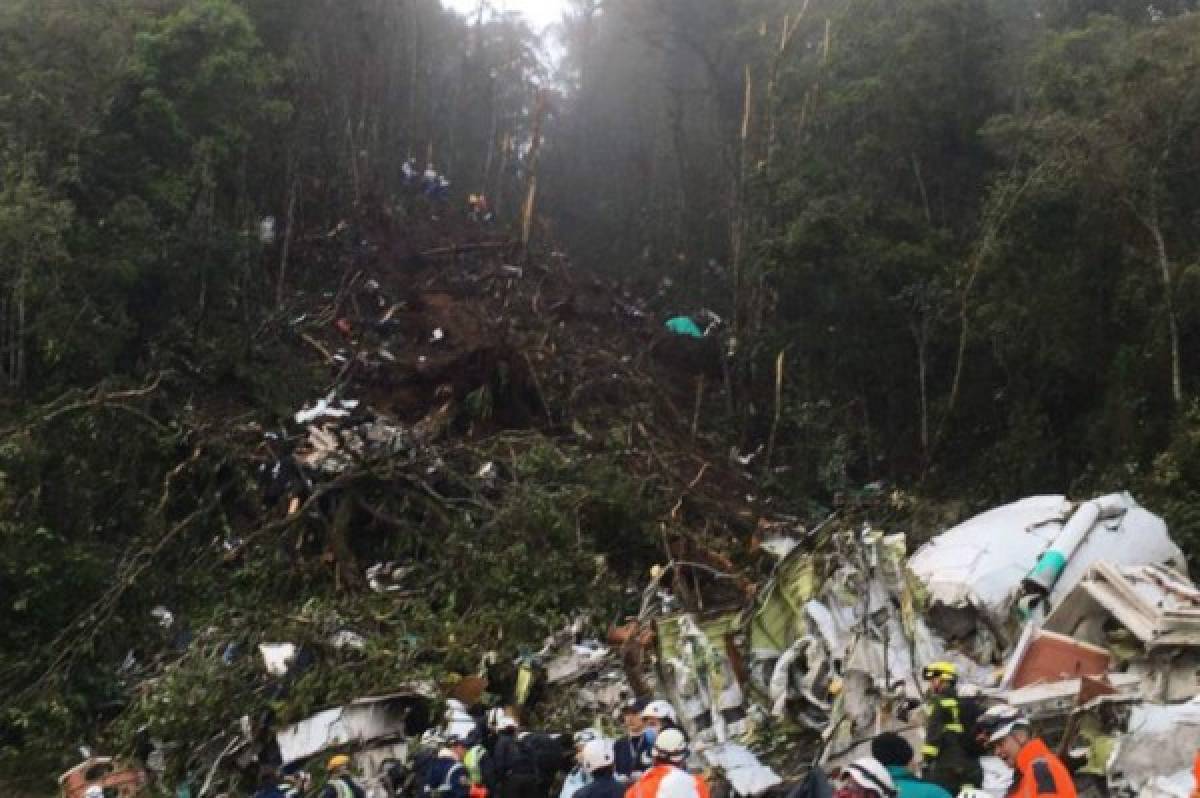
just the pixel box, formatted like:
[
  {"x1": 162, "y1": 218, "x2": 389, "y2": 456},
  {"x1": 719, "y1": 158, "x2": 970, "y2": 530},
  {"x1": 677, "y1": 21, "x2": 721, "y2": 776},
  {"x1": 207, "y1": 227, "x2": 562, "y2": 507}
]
[{"x1": 254, "y1": 661, "x2": 1079, "y2": 798}]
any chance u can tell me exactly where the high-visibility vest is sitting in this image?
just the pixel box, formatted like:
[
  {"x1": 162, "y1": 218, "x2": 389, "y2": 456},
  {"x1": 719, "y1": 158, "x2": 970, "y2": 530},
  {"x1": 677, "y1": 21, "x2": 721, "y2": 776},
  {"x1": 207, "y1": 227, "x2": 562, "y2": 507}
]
[
  {"x1": 922, "y1": 697, "x2": 965, "y2": 759},
  {"x1": 465, "y1": 746, "x2": 487, "y2": 785}
]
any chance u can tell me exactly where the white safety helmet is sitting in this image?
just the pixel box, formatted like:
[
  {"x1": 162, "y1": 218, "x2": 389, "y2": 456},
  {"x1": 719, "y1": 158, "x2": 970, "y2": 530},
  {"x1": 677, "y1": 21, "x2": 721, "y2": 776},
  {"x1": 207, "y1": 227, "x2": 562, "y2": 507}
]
[
  {"x1": 652, "y1": 728, "x2": 688, "y2": 763},
  {"x1": 85, "y1": 788, "x2": 104, "y2": 798},
  {"x1": 975, "y1": 704, "x2": 1029, "y2": 745},
  {"x1": 656, "y1": 768, "x2": 701, "y2": 798},
  {"x1": 487, "y1": 707, "x2": 509, "y2": 730},
  {"x1": 843, "y1": 757, "x2": 897, "y2": 798},
  {"x1": 581, "y1": 739, "x2": 615, "y2": 774},
  {"x1": 420, "y1": 728, "x2": 445, "y2": 747},
  {"x1": 641, "y1": 699, "x2": 676, "y2": 722},
  {"x1": 496, "y1": 715, "x2": 518, "y2": 732}
]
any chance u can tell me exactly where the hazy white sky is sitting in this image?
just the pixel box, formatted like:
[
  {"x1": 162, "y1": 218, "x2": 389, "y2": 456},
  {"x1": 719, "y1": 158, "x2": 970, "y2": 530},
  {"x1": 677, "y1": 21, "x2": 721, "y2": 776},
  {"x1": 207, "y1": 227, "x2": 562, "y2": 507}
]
[{"x1": 443, "y1": 0, "x2": 568, "y2": 31}]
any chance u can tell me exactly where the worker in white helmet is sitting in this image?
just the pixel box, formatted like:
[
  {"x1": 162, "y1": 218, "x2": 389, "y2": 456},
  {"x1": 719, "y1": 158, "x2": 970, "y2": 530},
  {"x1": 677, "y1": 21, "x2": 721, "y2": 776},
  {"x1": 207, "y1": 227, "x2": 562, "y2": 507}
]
[
  {"x1": 574, "y1": 739, "x2": 623, "y2": 798},
  {"x1": 636, "y1": 700, "x2": 678, "y2": 772},
  {"x1": 835, "y1": 758, "x2": 898, "y2": 798},
  {"x1": 625, "y1": 728, "x2": 709, "y2": 798}
]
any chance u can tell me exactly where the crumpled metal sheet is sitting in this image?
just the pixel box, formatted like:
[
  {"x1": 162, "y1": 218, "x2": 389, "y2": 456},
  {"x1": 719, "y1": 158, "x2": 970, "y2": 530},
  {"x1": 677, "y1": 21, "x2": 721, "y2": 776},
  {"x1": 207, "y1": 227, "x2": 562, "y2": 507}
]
[
  {"x1": 908, "y1": 494, "x2": 1184, "y2": 639},
  {"x1": 1109, "y1": 700, "x2": 1200, "y2": 796},
  {"x1": 699, "y1": 742, "x2": 782, "y2": 796}
]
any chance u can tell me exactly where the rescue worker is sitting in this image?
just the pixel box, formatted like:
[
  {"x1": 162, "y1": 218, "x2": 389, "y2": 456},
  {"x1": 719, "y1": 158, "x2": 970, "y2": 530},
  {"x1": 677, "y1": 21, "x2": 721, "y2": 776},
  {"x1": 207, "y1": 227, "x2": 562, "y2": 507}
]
[
  {"x1": 636, "y1": 700, "x2": 678, "y2": 773},
  {"x1": 614, "y1": 700, "x2": 647, "y2": 783},
  {"x1": 870, "y1": 733, "x2": 951, "y2": 798},
  {"x1": 575, "y1": 739, "x2": 624, "y2": 798},
  {"x1": 920, "y1": 662, "x2": 982, "y2": 793},
  {"x1": 425, "y1": 735, "x2": 471, "y2": 798},
  {"x1": 464, "y1": 730, "x2": 497, "y2": 798},
  {"x1": 834, "y1": 758, "x2": 898, "y2": 798},
  {"x1": 412, "y1": 729, "x2": 448, "y2": 795},
  {"x1": 560, "y1": 730, "x2": 599, "y2": 798},
  {"x1": 319, "y1": 755, "x2": 366, "y2": 798},
  {"x1": 976, "y1": 705, "x2": 1076, "y2": 798},
  {"x1": 625, "y1": 728, "x2": 709, "y2": 798},
  {"x1": 493, "y1": 716, "x2": 538, "y2": 798}
]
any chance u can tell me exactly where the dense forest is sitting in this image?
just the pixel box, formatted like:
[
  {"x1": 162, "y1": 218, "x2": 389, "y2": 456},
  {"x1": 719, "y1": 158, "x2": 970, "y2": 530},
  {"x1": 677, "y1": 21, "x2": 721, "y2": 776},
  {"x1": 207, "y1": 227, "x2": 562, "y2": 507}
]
[{"x1": 1, "y1": 0, "x2": 1200, "y2": 790}]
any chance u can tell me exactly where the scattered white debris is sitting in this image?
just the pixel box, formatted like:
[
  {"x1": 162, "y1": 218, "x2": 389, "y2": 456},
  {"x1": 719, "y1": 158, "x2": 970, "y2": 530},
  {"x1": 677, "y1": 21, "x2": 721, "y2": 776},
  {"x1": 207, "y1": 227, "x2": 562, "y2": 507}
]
[{"x1": 259, "y1": 643, "x2": 297, "y2": 676}]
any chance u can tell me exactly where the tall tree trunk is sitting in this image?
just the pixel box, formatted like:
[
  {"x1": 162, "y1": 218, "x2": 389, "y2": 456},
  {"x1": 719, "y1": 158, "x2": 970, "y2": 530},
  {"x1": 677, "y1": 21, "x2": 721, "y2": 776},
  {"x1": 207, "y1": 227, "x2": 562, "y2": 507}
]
[
  {"x1": 276, "y1": 168, "x2": 299, "y2": 309},
  {"x1": 521, "y1": 91, "x2": 548, "y2": 252},
  {"x1": 1144, "y1": 209, "x2": 1184, "y2": 405}
]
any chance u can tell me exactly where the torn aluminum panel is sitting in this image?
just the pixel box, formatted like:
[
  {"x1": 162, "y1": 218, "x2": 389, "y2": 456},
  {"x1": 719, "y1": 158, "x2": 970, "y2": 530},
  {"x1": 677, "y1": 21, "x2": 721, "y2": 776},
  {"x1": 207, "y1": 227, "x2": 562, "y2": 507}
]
[
  {"x1": 699, "y1": 742, "x2": 782, "y2": 796},
  {"x1": 276, "y1": 692, "x2": 427, "y2": 764},
  {"x1": 657, "y1": 612, "x2": 748, "y2": 743},
  {"x1": 1108, "y1": 700, "x2": 1200, "y2": 797},
  {"x1": 908, "y1": 494, "x2": 1184, "y2": 643},
  {"x1": 1043, "y1": 563, "x2": 1200, "y2": 651}
]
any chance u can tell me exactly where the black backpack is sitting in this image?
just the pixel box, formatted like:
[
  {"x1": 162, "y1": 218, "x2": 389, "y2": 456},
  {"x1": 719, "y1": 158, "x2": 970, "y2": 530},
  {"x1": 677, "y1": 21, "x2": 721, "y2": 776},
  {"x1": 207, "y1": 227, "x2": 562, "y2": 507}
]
[{"x1": 518, "y1": 733, "x2": 568, "y2": 783}]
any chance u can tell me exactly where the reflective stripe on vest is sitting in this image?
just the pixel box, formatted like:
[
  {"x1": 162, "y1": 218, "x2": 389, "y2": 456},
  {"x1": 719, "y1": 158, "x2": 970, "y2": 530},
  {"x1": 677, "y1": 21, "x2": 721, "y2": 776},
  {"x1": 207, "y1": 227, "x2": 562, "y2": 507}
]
[
  {"x1": 464, "y1": 746, "x2": 486, "y2": 785},
  {"x1": 436, "y1": 763, "x2": 466, "y2": 795},
  {"x1": 937, "y1": 698, "x2": 964, "y2": 733}
]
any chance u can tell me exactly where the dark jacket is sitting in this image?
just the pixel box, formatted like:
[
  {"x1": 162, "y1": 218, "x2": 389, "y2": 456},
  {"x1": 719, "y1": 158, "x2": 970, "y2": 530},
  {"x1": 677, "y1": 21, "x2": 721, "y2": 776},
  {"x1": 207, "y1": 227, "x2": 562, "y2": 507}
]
[
  {"x1": 574, "y1": 775, "x2": 625, "y2": 798},
  {"x1": 614, "y1": 735, "x2": 646, "y2": 781},
  {"x1": 425, "y1": 755, "x2": 469, "y2": 798},
  {"x1": 922, "y1": 690, "x2": 982, "y2": 793}
]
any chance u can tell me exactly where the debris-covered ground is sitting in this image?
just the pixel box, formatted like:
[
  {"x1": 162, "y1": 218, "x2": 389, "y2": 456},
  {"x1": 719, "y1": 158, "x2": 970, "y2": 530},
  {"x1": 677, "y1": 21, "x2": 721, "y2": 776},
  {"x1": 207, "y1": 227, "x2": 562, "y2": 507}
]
[{"x1": 32, "y1": 197, "x2": 1200, "y2": 798}]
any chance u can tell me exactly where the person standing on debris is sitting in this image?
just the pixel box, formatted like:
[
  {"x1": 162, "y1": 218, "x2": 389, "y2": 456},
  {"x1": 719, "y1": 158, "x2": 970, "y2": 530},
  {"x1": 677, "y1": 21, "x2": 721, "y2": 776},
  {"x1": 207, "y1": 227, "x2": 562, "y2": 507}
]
[
  {"x1": 464, "y1": 730, "x2": 498, "y2": 798},
  {"x1": 425, "y1": 736, "x2": 471, "y2": 798},
  {"x1": 976, "y1": 706, "x2": 1076, "y2": 798},
  {"x1": 920, "y1": 662, "x2": 982, "y2": 793},
  {"x1": 834, "y1": 759, "x2": 898, "y2": 798},
  {"x1": 625, "y1": 728, "x2": 709, "y2": 798},
  {"x1": 576, "y1": 739, "x2": 624, "y2": 798},
  {"x1": 871, "y1": 733, "x2": 951, "y2": 798},
  {"x1": 320, "y1": 755, "x2": 366, "y2": 798},
  {"x1": 560, "y1": 730, "x2": 600, "y2": 798},
  {"x1": 614, "y1": 700, "x2": 648, "y2": 782}
]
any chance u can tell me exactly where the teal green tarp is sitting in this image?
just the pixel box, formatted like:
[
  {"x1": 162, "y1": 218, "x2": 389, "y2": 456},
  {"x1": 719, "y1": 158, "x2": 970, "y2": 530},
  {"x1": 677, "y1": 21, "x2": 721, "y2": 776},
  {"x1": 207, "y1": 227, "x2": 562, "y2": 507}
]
[{"x1": 666, "y1": 316, "x2": 704, "y2": 338}]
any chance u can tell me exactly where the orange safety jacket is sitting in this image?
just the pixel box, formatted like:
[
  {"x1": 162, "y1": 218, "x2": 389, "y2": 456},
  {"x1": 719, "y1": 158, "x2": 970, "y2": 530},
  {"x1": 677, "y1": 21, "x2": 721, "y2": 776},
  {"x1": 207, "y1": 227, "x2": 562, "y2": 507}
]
[
  {"x1": 1007, "y1": 738, "x2": 1077, "y2": 798},
  {"x1": 625, "y1": 765, "x2": 710, "y2": 798}
]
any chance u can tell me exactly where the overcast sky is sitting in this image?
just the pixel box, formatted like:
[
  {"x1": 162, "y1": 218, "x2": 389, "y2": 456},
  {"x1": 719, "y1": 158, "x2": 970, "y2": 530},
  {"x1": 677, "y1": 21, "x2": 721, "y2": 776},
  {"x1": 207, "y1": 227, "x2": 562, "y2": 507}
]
[{"x1": 442, "y1": 0, "x2": 568, "y2": 31}]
